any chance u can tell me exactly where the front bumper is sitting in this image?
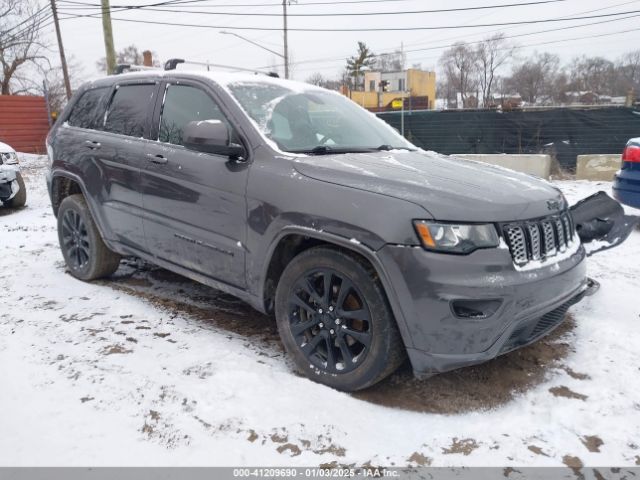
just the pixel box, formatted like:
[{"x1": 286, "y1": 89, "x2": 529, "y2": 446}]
[
  {"x1": 377, "y1": 240, "x2": 588, "y2": 376},
  {"x1": 0, "y1": 165, "x2": 19, "y2": 201}
]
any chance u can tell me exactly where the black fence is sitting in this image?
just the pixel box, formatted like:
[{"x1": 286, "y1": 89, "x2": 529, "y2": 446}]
[{"x1": 377, "y1": 106, "x2": 640, "y2": 169}]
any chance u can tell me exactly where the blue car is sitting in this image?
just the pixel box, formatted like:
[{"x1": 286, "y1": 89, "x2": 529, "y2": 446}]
[{"x1": 613, "y1": 137, "x2": 640, "y2": 208}]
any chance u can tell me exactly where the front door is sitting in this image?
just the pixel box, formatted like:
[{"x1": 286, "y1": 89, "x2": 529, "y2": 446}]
[{"x1": 141, "y1": 81, "x2": 249, "y2": 288}]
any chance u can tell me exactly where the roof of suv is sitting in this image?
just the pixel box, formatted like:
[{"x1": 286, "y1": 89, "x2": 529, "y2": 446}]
[{"x1": 85, "y1": 69, "x2": 325, "y2": 95}]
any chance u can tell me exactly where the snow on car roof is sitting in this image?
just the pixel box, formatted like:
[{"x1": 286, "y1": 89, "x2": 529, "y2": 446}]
[{"x1": 87, "y1": 69, "x2": 326, "y2": 94}]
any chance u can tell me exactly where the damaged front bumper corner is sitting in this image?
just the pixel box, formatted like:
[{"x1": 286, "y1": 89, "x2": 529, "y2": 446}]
[{"x1": 0, "y1": 165, "x2": 19, "y2": 201}]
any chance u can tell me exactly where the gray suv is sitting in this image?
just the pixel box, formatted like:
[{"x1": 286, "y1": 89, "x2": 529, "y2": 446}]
[{"x1": 46, "y1": 69, "x2": 620, "y2": 391}]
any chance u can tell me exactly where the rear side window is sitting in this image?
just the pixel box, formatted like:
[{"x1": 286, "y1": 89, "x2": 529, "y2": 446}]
[
  {"x1": 158, "y1": 84, "x2": 233, "y2": 146},
  {"x1": 66, "y1": 87, "x2": 109, "y2": 129},
  {"x1": 103, "y1": 84, "x2": 155, "y2": 137}
]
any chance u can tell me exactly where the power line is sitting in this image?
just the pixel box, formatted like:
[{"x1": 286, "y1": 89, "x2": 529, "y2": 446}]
[
  {"x1": 56, "y1": 0, "x2": 504, "y2": 8},
  {"x1": 0, "y1": 5, "x2": 51, "y2": 39},
  {"x1": 292, "y1": 26, "x2": 639, "y2": 74},
  {"x1": 258, "y1": 12, "x2": 640, "y2": 69},
  {"x1": 58, "y1": 9, "x2": 640, "y2": 32},
  {"x1": 1, "y1": 11, "x2": 54, "y2": 45},
  {"x1": 55, "y1": 0, "x2": 573, "y2": 16}
]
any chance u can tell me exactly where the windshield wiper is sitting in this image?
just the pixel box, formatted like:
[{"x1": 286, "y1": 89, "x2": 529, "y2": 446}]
[
  {"x1": 377, "y1": 144, "x2": 415, "y2": 151},
  {"x1": 291, "y1": 146, "x2": 377, "y2": 155}
]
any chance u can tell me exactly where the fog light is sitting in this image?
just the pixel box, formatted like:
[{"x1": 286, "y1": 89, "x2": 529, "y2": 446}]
[{"x1": 451, "y1": 299, "x2": 502, "y2": 319}]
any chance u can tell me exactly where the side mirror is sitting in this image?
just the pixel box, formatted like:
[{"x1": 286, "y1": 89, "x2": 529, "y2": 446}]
[{"x1": 183, "y1": 120, "x2": 246, "y2": 160}]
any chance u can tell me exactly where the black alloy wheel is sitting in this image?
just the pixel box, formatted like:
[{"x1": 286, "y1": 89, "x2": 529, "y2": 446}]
[
  {"x1": 57, "y1": 194, "x2": 121, "y2": 281},
  {"x1": 61, "y1": 208, "x2": 91, "y2": 270},
  {"x1": 287, "y1": 268, "x2": 373, "y2": 374},
  {"x1": 275, "y1": 247, "x2": 405, "y2": 391}
]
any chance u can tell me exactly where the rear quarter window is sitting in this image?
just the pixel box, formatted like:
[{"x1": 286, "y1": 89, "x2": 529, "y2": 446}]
[
  {"x1": 66, "y1": 87, "x2": 110, "y2": 129},
  {"x1": 103, "y1": 84, "x2": 156, "y2": 138}
]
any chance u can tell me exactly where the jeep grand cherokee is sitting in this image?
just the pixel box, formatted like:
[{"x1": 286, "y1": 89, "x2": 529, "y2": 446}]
[{"x1": 46, "y1": 70, "x2": 619, "y2": 391}]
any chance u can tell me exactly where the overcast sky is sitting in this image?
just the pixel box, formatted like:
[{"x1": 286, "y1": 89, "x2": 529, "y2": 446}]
[{"x1": 50, "y1": 0, "x2": 640, "y2": 82}]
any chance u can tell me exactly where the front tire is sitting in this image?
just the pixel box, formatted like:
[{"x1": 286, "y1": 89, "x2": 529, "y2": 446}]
[
  {"x1": 275, "y1": 247, "x2": 405, "y2": 391},
  {"x1": 4, "y1": 172, "x2": 26, "y2": 208},
  {"x1": 57, "y1": 194, "x2": 121, "y2": 281}
]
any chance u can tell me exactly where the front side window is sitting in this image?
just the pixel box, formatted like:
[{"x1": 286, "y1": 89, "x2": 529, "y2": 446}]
[
  {"x1": 158, "y1": 84, "x2": 231, "y2": 146},
  {"x1": 103, "y1": 84, "x2": 155, "y2": 137},
  {"x1": 67, "y1": 87, "x2": 110, "y2": 129},
  {"x1": 227, "y1": 81, "x2": 415, "y2": 154}
]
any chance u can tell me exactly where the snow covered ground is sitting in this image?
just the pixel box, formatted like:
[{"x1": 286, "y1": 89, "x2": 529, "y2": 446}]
[{"x1": 1, "y1": 154, "x2": 639, "y2": 467}]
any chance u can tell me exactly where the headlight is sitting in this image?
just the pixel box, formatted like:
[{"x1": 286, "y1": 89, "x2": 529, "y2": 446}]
[
  {"x1": 413, "y1": 221, "x2": 499, "y2": 254},
  {"x1": 2, "y1": 152, "x2": 19, "y2": 165}
]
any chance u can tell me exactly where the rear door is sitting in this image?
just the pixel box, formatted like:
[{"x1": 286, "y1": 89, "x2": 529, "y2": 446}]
[
  {"x1": 141, "y1": 79, "x2": 249, "y2": 287},
  {"x1": 90, "y1": 81, "x2": 159, "y2": 251}
]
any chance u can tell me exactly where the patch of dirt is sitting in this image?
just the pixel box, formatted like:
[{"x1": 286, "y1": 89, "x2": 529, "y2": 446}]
[
  {"x1": 581, "y1": 435, "x2": 604, "y2": 452},
  {"x1": 247, "y1": 430, "x2": 258, "y2": 443},
  {"x1": 106, "y1": 260, "x2": 580, "y2": 414},
  {"x1": 562, "y1": 455, "x2": 584, "y2": 477},
  {"x1": 528, "y1": 445, "x2": 549, "y2": 457},
  {"x1": 549, "y1": 385, "x2": 588, "y2": 401},
  {"x1": 105, "y1": 261, "x2": 281, "y2": 350},
  {"x1": 102, "y1": 345, "x2": 132, "y2": 355},
  {"x1": 277, "y1": 443, "x2": 302, "y2": 456},
  {"x1": 408, "y1": 452, "x2": 432, "y2": 466},
  {"x1": 355, "y1": 316, "x2": 576, "y2": 413},
  {"x1": 270, "y1": 432, "x2": 288, "y2": 444},
  {"x1": 442, "y1": 438, "x2": 479, "y2": 456},
  {"x1": 313, "y1": 444, "x2": 346, "y2": 457},
  {"x1": 563, "y1": 367, "x2": 590, "y2": 380}
]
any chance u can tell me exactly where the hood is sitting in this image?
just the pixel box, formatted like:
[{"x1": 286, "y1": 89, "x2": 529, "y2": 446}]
[
  {"x1": 293, "y1": 150, "x2": 566, "y2": 222},
  {"x1": 0, "y1": 141, "x2": 16, "y2": 153}
]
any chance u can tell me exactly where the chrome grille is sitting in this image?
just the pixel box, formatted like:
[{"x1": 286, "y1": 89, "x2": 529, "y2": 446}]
[
  {"x1": 526, "y1": 223, "x2": 542, "y2": 260},
  {"x1": 503, "y1": 212, "x2": 576, "y2": 266},
  {"x1": 555, "y1": 217, "x2": 566, "y2": 251},
  {"x1": 541, "y1": 221, "x2": 556, "y2": 256},
  {"x1": 505, "y1": 226, "x2": 527, "y2": 265}
]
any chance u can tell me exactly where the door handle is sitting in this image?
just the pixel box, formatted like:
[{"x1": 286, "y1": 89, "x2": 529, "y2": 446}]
[
  {"x1": 146, "y1": 153, "x2": 168, "y2": 164},
  {"x1": 84, "y1": 140, "x2": 101, "y2": 150}
]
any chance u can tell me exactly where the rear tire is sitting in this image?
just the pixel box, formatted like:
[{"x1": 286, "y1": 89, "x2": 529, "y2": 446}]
[
  {"x1": 275, "y1": 247, "x2": 405, "y2": 391},
  {"x1": 4, "y1": 172, "x2": 26, "y2": 208},
  {"x1": 57, "y1": 194, "x2": 121, "y2": 281}
]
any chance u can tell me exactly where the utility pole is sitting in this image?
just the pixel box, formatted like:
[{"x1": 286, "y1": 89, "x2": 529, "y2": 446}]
[
  {"x1": 101, "y1": 0, "x2": 116, "y2": 74},
  {"x1": 49, "y1": 0, "x2": 72, "y2": 100},
  {"x1": 282, "y1": 0, "x2": 289, "y2": 79}
]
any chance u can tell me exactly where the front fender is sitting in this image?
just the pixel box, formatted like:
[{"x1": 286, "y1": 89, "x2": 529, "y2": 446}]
[{"x1": 254, "y1": 225, "x2": 416, "y2": 351}]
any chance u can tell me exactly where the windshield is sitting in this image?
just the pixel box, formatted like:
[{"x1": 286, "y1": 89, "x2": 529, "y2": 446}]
[{"x1": 226, "y1": 82, "x2": 416, "y2": 154}]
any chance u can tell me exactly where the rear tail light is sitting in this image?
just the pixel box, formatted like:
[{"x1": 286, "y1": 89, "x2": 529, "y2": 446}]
[{"x1": 622, "y1": 145, "x2": 640, "y2": 163}]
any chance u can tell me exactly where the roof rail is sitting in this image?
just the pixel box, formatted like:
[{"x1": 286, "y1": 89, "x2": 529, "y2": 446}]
[
  {"x1": 163, "y1": 58, "x2": 279, "y2": 78},
  {"x1": 114, "y1": 64, "x2": 159, "y2": 75}
]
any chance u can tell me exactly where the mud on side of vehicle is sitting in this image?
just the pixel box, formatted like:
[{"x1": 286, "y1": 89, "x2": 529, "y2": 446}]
[{"x1": 46, "y1": 68, "x2": 633, "y2": 391}]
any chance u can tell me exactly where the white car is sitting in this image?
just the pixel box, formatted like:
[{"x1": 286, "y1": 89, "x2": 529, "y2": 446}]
[{"x1": 0, "y1": 141, "x2": 26, "y2": 208}]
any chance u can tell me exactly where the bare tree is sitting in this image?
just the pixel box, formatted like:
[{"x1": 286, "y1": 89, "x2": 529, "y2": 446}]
[
  {"x1": 0, "y1": 0, "x2": 50, "y2": 95},
  {"x1": 569, "y1": 55, "x2": 616, "y2": 95},
  {"x1": 617, "y1": 50, "x2": 640, "y2": 94},
  {"x1": 505, "y1": 52, "x2": 560, "y2": 104},
  {"x1": 97, "y1": 44, "x2": 160, "y2": 74},
  {"x1": 475, "y1": 34, "x2": 515, "y2": 107},
  {"x1": 305, "y1": 72, "x2": 325, "y2": 86},
  {"x1": 439, "y1": 42, "x2": 478, "y2": 106},
  {"x1": 43, "y1": 56, "x2": 86, "y2": 114}
]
